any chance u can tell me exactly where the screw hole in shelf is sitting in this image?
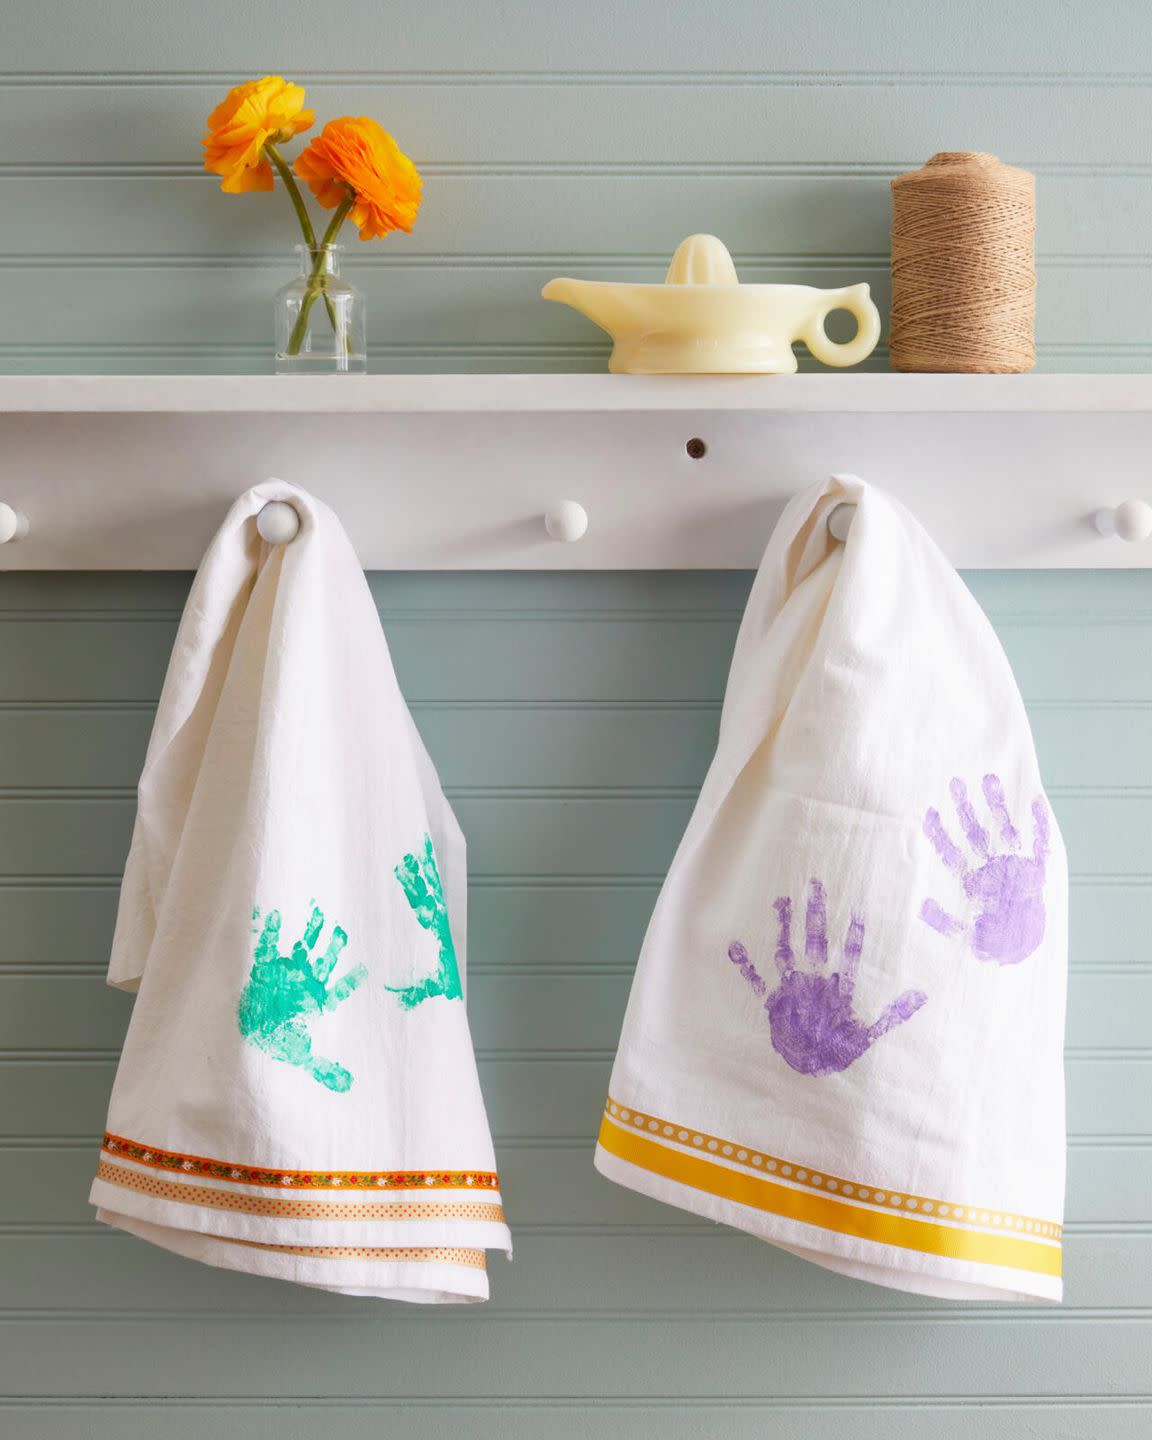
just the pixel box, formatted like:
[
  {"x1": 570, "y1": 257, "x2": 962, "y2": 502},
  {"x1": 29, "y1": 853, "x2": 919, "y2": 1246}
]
[{"x1": 685, "y1": 437, "x2": 708, "y2": 459}]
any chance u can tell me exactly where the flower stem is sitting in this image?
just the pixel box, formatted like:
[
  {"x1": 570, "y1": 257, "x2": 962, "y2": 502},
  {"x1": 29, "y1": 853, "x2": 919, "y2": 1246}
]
[
  {"x1": 285, "y1": 189, "x2": 355, "y2": 358},
  {"x1": 265, "y1": 140, "x2": 341, "y2": 339},
  {"x1": 318, "y1": 193, "x2": 354, "y2": 250},
  {"x1": 264, "y1": 141, "x2": 318, "y2": 247}
]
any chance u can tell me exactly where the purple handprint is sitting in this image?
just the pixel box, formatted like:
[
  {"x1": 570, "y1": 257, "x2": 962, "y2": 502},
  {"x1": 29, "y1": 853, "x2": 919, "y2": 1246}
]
[
  {"x1": 728, "y1": 879, "x2": 927, "y2": 1078},
  {"x1": 920, "y1": 774, "x2": 1049, "y2": 966}
]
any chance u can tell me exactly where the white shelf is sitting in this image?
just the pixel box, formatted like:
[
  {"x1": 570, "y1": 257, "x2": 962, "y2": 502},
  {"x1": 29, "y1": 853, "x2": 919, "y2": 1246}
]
[
  {"x1": 1, "y1": 373, "x2": 1151, "y2": 570},
  {"x1": 1, "y1": 373, "x2": 1152, "y2": 414}
]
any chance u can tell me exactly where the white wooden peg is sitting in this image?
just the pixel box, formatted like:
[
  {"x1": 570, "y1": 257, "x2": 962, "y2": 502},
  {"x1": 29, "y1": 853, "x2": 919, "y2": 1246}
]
[
  {"x1": 257, "y1": 500, "x2": 301, "y2": 545},
  {"x1": 828, "y1": 502, "x2": 856, "y2": 542},
  {"x1": 544, "y1": 500, "x2": 589, "y2": 543},
  {"x1": 1095, "y1": 499, "x2": 1152, "y2": 543},
  {"x1": 0, "y1": 503, "x2": 28, "y2": 544}
]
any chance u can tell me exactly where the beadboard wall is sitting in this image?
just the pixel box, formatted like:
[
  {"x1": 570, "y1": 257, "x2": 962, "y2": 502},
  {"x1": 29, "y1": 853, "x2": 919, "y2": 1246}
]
[
  {"x1": 1, "y1": 0, "x2": 1152, "y2": 372},
  {"x1": 3, "y1": 2, "x2": 1152, "y2": 1437},
  {"x1": 1, "y1": 570, "x2": 1150, "y2": 1436}
]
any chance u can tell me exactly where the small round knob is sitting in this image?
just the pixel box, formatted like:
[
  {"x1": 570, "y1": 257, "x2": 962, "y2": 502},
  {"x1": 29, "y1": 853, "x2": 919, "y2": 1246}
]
[
  {"x1": 1095, "y1": 500, "x2": 1152, "y2": 543},
  {"x1": 257, "y1": 500, "x2": 301, "y2": 545},
  {"x1": 0, "y1": 503, "x2": 28, "y2": 544},
  {"x1": 828, "y1": 502, "x2": 856, "y2": 543},
  {"x1": 544, "y1": 500, "x2": 589, "y2": 543}
]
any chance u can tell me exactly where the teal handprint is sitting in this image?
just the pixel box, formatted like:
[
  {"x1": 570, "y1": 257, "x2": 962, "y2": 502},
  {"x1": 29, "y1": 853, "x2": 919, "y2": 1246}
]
[
  {"x1": 237, "y1": 905, "x2": 368, "y2": 1092},
  {"x1": 388, "y1": 834, "x2": 462, "y2": 1010}
]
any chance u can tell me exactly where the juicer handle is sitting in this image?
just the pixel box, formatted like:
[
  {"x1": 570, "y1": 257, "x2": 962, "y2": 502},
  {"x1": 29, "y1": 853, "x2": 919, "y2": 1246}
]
[{"x1": 803, "y1": 284, "x2": 882, "y2": 369}]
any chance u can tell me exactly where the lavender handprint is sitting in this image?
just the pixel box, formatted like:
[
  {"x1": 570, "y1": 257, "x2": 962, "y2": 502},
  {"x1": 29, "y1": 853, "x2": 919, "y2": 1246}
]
[
  {"x1": 920, "y1": 774, "x2": 1049, "y2": 966},
  {"x1": 728, "y1": 880, "x2": 927, "y2": 1077}
]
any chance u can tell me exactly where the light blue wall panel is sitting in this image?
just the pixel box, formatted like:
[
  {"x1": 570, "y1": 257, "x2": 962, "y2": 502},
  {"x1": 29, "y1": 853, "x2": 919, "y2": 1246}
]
[
  {"x1": 0, "y1": 567, "x2": 1149, "y2": 1434},
  {"x1": 2, "y1": 1, "x2": 1151, "y2": 1434},
  {"x1": 2, "y1": 0, "x2": 1152, "y2": 371}
]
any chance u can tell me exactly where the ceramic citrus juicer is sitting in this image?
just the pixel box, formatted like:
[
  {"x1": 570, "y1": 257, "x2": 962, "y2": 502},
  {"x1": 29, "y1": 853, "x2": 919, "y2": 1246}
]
[{"x1": 542, "y1": 234, "x2": 881, "y2": 375}]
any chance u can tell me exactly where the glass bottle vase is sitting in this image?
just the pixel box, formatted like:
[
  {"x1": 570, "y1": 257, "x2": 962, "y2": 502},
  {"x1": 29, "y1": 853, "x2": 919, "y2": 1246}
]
[{"x1": 275, "y1": 244, "x2": 366, "y2": 375}]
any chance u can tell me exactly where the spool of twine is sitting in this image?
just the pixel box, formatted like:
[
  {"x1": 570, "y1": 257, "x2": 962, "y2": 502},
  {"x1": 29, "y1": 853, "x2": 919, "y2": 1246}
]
[{"x1": 889, "y1": 152, "x2": 1035, "y2": 373}]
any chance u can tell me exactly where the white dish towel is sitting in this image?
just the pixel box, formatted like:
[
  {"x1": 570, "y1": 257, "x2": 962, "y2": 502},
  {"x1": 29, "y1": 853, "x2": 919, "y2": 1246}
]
[
  {"x1": 90, "y1": 481, "x2": 511, "y2": 1303},
  {"x1": 596, "y1": 476, "x2": 1067, "y2": 1302}
]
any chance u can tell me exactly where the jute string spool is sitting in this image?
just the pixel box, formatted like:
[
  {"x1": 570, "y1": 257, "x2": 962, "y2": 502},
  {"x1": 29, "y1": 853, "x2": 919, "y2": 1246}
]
[{"x1": 889, "y1": 152, "x2": 1035, "y2": 373}]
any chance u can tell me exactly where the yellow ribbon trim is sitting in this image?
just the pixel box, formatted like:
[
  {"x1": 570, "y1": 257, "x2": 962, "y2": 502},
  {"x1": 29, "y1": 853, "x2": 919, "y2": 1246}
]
[{"x1": 598, "y1": 1114, "x2": 1061, "y2": 1279}]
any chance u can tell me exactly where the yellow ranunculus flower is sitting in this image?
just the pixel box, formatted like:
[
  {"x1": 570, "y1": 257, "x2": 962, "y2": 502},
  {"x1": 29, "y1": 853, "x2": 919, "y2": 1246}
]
[{"x1": 203, "y1": 76, "x2": 315, "y2": 194}]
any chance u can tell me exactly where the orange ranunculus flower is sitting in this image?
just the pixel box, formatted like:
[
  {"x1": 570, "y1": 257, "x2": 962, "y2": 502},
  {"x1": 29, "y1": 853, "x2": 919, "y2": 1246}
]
[
  {"x1": 203, "y1": 76, "x2": 314, "y2": 194},
  {"x1": 294, "y1": 117, "x2": 422, "y2": 240}
]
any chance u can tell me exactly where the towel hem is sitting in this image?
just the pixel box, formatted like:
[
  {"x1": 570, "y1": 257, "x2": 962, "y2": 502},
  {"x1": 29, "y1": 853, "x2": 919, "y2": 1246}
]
[
  {"x1": 99, "y1": 1208, "x2": 492, "y2": 1302},
  {"x1": 594, "y1": 1132, "x2": 1062, "y2": 1304}
]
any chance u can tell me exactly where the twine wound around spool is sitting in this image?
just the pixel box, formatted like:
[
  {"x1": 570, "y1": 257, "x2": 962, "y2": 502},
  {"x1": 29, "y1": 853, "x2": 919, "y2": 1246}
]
[{"x1": 889, "y1": 151, "x2": 1035, "y2": 374}]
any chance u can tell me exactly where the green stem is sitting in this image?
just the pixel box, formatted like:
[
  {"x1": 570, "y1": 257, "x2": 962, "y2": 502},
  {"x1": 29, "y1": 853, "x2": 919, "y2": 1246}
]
[
  {"x1": 318, "y1": 194, "x2": 353, "y2": 250},
  {"x1": 285, "y1": 190, "x2": 355, "y2": 358},
  {"x1": 264, "y1": 141, "x2": 318, "y2": 248},
  {"x1": 265, "y1": 140, "x2": 340, "y2": 337}
]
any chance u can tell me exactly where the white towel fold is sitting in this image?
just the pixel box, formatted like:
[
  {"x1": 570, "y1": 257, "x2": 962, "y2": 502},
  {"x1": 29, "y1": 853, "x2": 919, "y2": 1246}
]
[
  {"x1": 595, "y1": 476, "x2": 1067, "y2": 1302},
  {"x1": 90, "y1": 481, "x2": 511, "y2": 1303}
]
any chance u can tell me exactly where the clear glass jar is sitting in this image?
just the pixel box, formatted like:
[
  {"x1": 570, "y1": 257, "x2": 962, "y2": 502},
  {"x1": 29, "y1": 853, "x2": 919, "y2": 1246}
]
[{"x1": 275, "y1": 244, "x2": 366, "y2": 374}]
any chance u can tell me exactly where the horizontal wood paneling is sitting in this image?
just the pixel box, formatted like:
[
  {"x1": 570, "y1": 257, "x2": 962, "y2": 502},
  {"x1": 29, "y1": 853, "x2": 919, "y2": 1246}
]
[
  {"x1": 11, "y1": 345, "x2": 1152, "y2": 377},
  {"x1": 7, "y1": 0, "x2": 1152, "y2": 1420},
  {"x1": 3, "y1": 1133, "x2": 1149, "y2": 1227},
  {"x1": 4, "y1": 1221, "x2": 1146, "y2": 1313},
  {"x1": 0, "y1": 175, "x2": 1145, "y2": 262},
  {"x1": 2, "y1": 877, "x2": 1150, "y2": 973},
  {"x1": 18, "y1": 2, "x2": 1152, "y2": 75},
  {"x1": 1, "y1": 556, "x2": 1149, "y2": 1440},
  {"x1": 1, "y1": 1403, "x2": 1150, "y2": 1440},
  {"x1": 0, "y1": 790, "x2": 1149, "y2": 877},
  {"x1": 2, "y1": 567, "x2": 1146, "y2": 618},
  {"x1": 3, "y1": 81, "x2": 1151, "y2": 170},
  {"x1": 0, "y1": 257, "x2": 1149, "y2": 362},
  {"x1": 2, "y1": 26, "x2": 1152, "y2": 370},
  {"x1": 1, "y1": 613, "x2": 1151, "y2": 707},
  {"x1": 2, "y1": 1316, "x2": 1149, "y2": 1399},
  {"x1": 1, "y1": 1, "x2": 1145, "y2": 75},
  {"x1": 0, "y1": 1230, "x2": 1147, "y2": 1314},
  {"x1": 0, "y1": 791, "x2": 1148, "y2": 880},
  {"x1": 0, "y1": 970, "x2": 1146, "y2": 1054},
  {"x1": 1, "y1": 1053, "x2": 1148, "y2": 1146},
  {"x1": 3, "y1": 700, "x2": 1152, "y2": 792}
]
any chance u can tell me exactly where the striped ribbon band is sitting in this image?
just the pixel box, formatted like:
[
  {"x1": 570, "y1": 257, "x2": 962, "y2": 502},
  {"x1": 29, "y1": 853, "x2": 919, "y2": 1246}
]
[
  {"x1": 598, "y1": 1099, "x2": 1061, "y2": 1278},
  {"x1": 101, "y1": 1133, "x2": 499, "y2": 1192},
  {"x1": 96, "y1": 1160, "x2": 506, "y2": 1225}
]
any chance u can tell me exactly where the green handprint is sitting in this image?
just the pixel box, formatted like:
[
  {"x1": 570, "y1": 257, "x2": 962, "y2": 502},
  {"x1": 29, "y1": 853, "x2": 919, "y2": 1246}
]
[
  {"x1": 237, "y1": 904, "x2": 368, "y2": 1092},
  {"x1": 388, "y1": 834, "x2": 462, "y2": 1010}
]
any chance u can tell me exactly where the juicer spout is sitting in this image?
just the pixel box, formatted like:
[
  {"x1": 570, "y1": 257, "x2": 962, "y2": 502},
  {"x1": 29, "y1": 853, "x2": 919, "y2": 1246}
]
[{"x1": 541, "y1": 278, "x2": 635, "y2": 337}]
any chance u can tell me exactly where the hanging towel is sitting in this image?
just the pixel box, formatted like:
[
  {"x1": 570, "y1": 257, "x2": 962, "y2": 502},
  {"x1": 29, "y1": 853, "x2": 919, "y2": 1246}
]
[
  {"x1": 90, "y1": 481, "x2": 511, "y2": 1304},
  {"x1": 596, "y1": 476, "x2": 1067, "y2": 1302}
]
